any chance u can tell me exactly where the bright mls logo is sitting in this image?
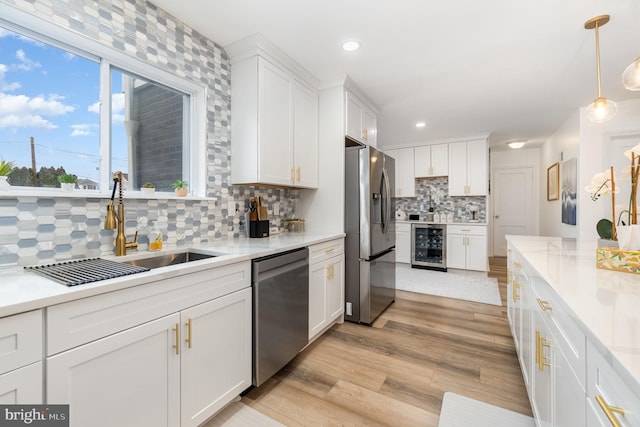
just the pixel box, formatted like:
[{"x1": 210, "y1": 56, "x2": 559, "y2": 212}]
[{"x1": 0, "y1": 405, "x2": 68, "y2": 426}]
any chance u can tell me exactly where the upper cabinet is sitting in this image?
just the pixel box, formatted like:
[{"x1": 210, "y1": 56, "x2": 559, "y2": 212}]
[
  {"x1": 345, "y1": 89, "x2": 377, "y2": 147},
  {"x1": 448, "y1": 139, "x2": 487, "y2": 196},
  {"x1": 386, "y1": 148, "x2": 415, "y2": 197},
  {"x1": 230, "y1": 45, "x2": 318, "y2": 188},
  {"x1": 414, "y1": 144, "x2": 448, "y2": 177}
]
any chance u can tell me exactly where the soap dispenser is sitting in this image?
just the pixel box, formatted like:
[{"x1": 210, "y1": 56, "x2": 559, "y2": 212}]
[{"x1": 149, "y1": 221, "x2": 163, "y2": 251}]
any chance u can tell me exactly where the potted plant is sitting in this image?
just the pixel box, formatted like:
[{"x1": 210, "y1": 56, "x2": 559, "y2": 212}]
[
  {"x1": 0, "y1": 160, "x2": 15, "y2": 189},
  {"x1": 58, "y1": 173, "x2": 77, "y2": 191},
  {"x1": 141, "y1": 182, "x2": 155, "y2": 196},
  {"x1": 173, "y1": 179, "x2": 188, "y2": 197}
]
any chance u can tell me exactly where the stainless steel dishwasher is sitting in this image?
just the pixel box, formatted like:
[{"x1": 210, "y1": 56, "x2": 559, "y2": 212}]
[{"x1": 252, "y1": 247, "x2": 309, "y2": 387}]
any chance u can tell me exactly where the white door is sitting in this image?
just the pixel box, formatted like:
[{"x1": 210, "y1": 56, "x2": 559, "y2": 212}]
[
  {"x1": 345, "y1": 91, "x2": 363, "y2": 142},
  {"x1": 492, "y1": 167, "x2": 534, "y2": 256},
  {"x1": 181, "y1": 288, "x2": 252, "y2": 427},
  {"x1": 0, "y1": 363, "x2": 42, "y2": 404},
  {"x1": 446, "y1": 234, "x2": 466, "y2": 269},
  {"x1": 413, "y1": 146, "x2": 431, "y2": 178},
  {"x1": 308, "y1": 261, "x2": 328, "y2": 339},
  {"x1": 326, "y1": 255, "x2": 345, "y2": 320},
  {"x1": 467, "y1": 140, "x2": 488, "y2": 195},
  {"x1": 363, "y1": 107, "x2": 377, "y2": 147},
  {"x1": 466, "y1": 235, "x2": 487, "y2": 271},
  {"x1": 431, "y1": 144, "x2": 449, "y2": 176},
  {"x1": 448, "y1": 142, "x2": 467, "y2": 196},
  {"x1": 293, "y1": 80, "x2": 318, "y2": 188}
]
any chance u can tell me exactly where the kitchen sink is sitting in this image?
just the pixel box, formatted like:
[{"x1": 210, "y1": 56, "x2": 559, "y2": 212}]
[{"x1": 122, "y1": 251, "x2": 217, "y2": 269}]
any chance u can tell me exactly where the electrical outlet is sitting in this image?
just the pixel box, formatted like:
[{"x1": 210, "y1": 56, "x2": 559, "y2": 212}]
[{"x1": 346, "y1": 302, "x2": 352, "y2": 316}]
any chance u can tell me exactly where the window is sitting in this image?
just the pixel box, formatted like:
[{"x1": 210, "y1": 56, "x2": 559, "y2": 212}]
[{"x1": 0, "y1": 22, "x2": 200, "y2": 194}]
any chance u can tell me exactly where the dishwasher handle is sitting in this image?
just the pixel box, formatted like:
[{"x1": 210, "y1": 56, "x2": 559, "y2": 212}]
[{"x1": 252, "y1": 247, "x2": 308, "y2": 280}]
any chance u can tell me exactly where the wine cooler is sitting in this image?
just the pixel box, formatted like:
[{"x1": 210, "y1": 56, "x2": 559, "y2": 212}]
[{"x1": 411, "y1": 223, "x2": 446, "y2": 271}]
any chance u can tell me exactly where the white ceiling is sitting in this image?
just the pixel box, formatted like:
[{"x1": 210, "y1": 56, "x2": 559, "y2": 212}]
[{"x1": 151, "y1": 0, "x2": 640, "y2": 150}]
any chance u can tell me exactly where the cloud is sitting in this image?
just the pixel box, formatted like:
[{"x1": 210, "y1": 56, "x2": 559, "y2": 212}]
[
  {"x1": 0, "y1": 64, "x2": 21, "y2": 92},
  {"x1": 70, "y1": 123, "x2": 96, "y2": 137},
  {"x1": 88, "y1": 93, "x2": 125, "y2": 124},
  {"x1": 0, "y1": 93, "x2": 75, "y2": 130},
  {"x1": 14, "y1": 49, "x2": 41, "y2": 72}
]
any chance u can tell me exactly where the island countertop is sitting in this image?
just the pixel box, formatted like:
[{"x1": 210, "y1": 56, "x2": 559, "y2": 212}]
[{"x1": 507, "y1": 235, "x2": 640, "y2": 395}]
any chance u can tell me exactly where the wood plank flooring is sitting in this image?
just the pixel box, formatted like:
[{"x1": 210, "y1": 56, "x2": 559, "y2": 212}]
[{"x1": 241, "y1": 257, "x2": 531, "y2": 426}]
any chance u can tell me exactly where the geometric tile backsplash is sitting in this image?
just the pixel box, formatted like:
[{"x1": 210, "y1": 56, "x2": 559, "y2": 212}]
[{"x1": 0, "y1": 0, "x2": 301, "y2": 266}]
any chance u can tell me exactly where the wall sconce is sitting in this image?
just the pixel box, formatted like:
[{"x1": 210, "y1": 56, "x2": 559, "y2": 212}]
[
  {"x1": 584, "y1": 15, "x2": 617, "y2": 123},
  {"x1": 622, "y1": 57, "x2": 640, "y2": 91}
]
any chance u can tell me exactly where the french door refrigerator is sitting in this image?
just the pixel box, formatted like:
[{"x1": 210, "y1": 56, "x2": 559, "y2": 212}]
[{"x1": 345, "y1": 145, "x2": 396, "y2": 325}]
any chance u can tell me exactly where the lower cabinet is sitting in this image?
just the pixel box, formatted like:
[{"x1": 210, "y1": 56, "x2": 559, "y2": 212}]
[
  {"x1": 308, "y1": 239, "x2": 345, "y2": 341},
  {"x1": 396, "y1": 223, "x2": 411, "y2": 264},
  {"x1": 446, "y1": 225, "x2": 487, "y2": 271},
  {"x1": 0, "y1": 362, "x2": 42, "y2": 404},
  {"x1": 46, "y1": 279, "x2": 252, "y2": 427}
]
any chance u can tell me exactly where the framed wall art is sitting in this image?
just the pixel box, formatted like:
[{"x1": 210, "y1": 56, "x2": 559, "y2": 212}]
[{"x1": 547, "y1": 162, "x2": 559, "y2": 201}]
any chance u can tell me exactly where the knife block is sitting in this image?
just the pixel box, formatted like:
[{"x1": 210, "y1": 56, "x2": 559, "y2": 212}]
[{"x1": 250, "y1": 220, "x2": 269, "y2": 238}]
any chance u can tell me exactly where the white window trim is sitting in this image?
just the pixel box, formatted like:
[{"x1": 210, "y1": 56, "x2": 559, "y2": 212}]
[{"x1": 0, "y1": 4, "x2": 208, "y2": 197}]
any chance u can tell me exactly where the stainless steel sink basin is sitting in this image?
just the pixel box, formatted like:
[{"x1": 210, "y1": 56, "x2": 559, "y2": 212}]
[{"x1": 122, "y1": 251, "x2": 217, "y2": 269}]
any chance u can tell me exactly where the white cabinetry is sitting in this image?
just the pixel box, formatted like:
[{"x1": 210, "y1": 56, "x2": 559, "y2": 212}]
[
  {"x1": 46, "y1": 262, "x2": 252, "y2": 427},
  {"x1": 0, "y1": 310, "x2": 42, "y2": 404},
  {"x1": 414, "y1": 144, "x2": 448, "y2": 177},
  {"x1": 231, "y1": 55, "x2": 318, "y2": 188},
  {"x1": 345, "y1": 89, "x2": 377, "y2": 147},
  {"x1": 446, "y1": 225, "x2": 487, "y2": 271},
  {"x1": 448, "y1": 139, "x2": 487, "y2": 196},
  {"x1": 386, "y1": 148, "x2": 415, "y2": 197},
  {"x1": 396, "y1": 223, "x2": 411, "y2": 264},
  {"x1": 308, "y1": 239, "x2": 345, "y2": 341}
]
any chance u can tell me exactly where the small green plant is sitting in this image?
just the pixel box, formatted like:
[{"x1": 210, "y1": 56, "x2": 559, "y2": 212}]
[
  {"x1": 142, "y1": 182, "x2": 155, "y2": 188},
  {"x1": 172, "y1": 179, "x2": 188, "y2": 189},
  {"x1": 57, "y1": 173, "x2": 78, "y2": 184},
  {"x1": 0, "y1": 160, "x2": 15, "y2": 176}
]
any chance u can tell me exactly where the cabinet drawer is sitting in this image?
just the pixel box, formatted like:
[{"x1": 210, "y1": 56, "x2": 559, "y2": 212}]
[
  {"x1": 532, "y1": 279, "x2": 586, "y2": 388},
  {"x1": 309, "y1": 238, "x2": 344, "y2": 265},
  {"x1": 447, "y1": 225, "x2": 486, "y2": 236},
  {"x1": 586, "y1": 339, "x2": 640, "y2": 427},
  {"x1": 395, "y1": 223, "x2": 410, "y2": 233},
  {"x1": 0, "y1": 310, "x2": 42, "y2": 374},
  {"x1": 47, "y1": 262, "x2": 250, "y2": 355}
]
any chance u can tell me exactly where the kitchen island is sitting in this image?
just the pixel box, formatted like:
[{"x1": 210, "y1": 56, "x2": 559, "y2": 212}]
[{"x1": 507, "y1": 235, "x2": 640, "y2": 426}]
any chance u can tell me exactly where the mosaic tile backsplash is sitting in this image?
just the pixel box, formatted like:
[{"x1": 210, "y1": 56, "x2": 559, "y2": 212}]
[
  {"x1": 0, "y1": 0, "x2": 301, "y2": 266},
  {"x1": 394, "y1": 177, "x2": 487, "y2": 223}
]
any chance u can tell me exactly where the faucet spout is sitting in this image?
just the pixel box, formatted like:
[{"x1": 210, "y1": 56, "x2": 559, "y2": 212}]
[{"x1": 105, "y1": 171, "x2": 138, "y2": 256}]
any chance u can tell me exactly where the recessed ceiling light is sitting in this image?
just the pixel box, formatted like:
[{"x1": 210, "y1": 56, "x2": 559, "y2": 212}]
[
  {"x1": 415, "y1": 122, "x2": 426, "y2": 128},
  {"x1": 507, "y1": 141, "x2": 526, "y2": 149},
  {"x1": 342, "y1": 41, "x2": 361, "y2": 52}
]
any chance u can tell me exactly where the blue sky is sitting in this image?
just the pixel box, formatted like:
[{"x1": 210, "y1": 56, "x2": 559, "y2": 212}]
[{"x1": 0, "y1": 27, "x2": 127, "y2": 183}]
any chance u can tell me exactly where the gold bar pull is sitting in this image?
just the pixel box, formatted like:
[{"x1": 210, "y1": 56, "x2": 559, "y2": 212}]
[
  {"x1": 595, "y1": 395, "x2": 625, "y2": 427},
  {"x1": 535, "y1": 330, "x2": 541, "y2": 366},
  {"x1": 172, "y1": 323, "x2": 180, "y2": 355},
  {"x1": 324, "y1": 247, "x2": 335, "y2": 254},
  {"x1": 296, "y1": 167, "x2": 301, "y2": 183},
  {"x1": 291, "y1": 167, "x2": 295, "y2": 183},
  {"x1": 538, "y1": 333, "x2": 551, "y2": 371},
  {"x1": 537, "y1": 298, "x2": 552, "y2": 311},
  {"x1": 185, "y1": 318, "x2": 193, "y2": 349},
  {"x1": 514, "y1": 262, "x2": 522, "y2": 268},
  {"x1": 362, "y1": 128, "x2": 368, "y2": 141},
  {"x1": 326, "y1": 264, "x2": 331, "y2": 280},
  {"x1": 513, "y1": 280, "x2": 520, "y2": 302}
]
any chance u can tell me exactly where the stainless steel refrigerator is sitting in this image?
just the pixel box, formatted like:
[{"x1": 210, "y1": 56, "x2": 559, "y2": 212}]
[{"x1": 344, "y1": 145, "x2": 396, "y2": 325}]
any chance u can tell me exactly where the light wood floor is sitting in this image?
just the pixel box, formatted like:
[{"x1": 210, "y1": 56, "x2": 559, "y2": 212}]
[{"x1": 241, "y1": 257, "x2": 531, "y2": 426}]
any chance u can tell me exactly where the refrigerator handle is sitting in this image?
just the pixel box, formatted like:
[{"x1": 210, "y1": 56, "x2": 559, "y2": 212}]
[{"x1": 381, "y1": 167, "x2": 391, "y2": 233}]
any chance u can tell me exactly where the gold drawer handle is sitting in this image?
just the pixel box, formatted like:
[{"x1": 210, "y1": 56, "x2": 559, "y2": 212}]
[
  {"x1": 535, "y1": 330, "x2": 551, "y2": 372},
  {"x1": 537, "y1": 298, "x2": 552, "y2": 311},
  {"x1": 172, "y1": 323, "x2": 180, "y2": 355},
  {"x1": 185, "y1": 318, "x2": 193, "y2": 349},
  {"x1": 325, "y1": 247, "x2": 336, "y2": 254},
  {"x1": 514, "y1": 262, "x2": 522, "y2": 268},
  {"x1": 296, "y1": 167, "x2": 301, "y2": 183},
  {"x1": 513, "y1": 280, "x2": 520, "y2": 302},
  {"x1": 595, "y1": 395, "x2": 625, "y2": 427}
]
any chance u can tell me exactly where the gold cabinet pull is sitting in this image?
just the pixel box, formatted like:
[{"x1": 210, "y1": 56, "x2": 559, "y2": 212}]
[
  {"x1": 536, "y1": 330, "x2": 550, "y2": 371},
  {"x1": 325, "y1": 247, "x2": 335, "y2": 254},
  {"x1": 513, "y1": 280, "x2": 520, "y2": 302},
  {"x1": 172, "y1": 323, "x2": 180, "y2": 355},
  {"x1": 595, "y1": 395, "x2": 625, "y2": 427},
  {"x1": 291, "y1": 167, "x2": 295, "y2": 183},
  {"x1": 362, "y1": 128, "x2": 368, "y2": 141},
  {"x1": 537, "y1": 298, "x2": 552, "y2": 311},
  {"x1": 514, "y1": 262, "x2": 522, "y2": 268},
  {"x1": 296, "y1": 167, "x2": 301, "y2": 183},
  {"x1": 185, "y1": 318, "x2": 193, "y2": 349},
  {"x1": 327, "y1": 263, "x2": 335, "y2": 280}
]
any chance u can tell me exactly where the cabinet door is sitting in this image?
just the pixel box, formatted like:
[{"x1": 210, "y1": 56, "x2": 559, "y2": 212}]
[
  {"x1": 293, "y1": 80, "x2": 319, "y2": 188},
  {"x1": 345, "y1": 91, "x2": 364, "y2": 143},
  {"x1": 363, "y1": 107, "x2": 377, "y2": 147},
  {"x1": 413, "y1": 146, "x2": 431, "y2": 178},
  {"x1": 446, "y1": 234, "x2": 466, "y2": 269},
  {"x1": 308, "y1": 261, "x2": 328, "y2": 339},
  {"x1": 465, "y1": 235, "x2": 487, "y2": 271},
  {"x1": 326, "y1": 255, "x2": 345, "y2": 321},
  {"x1": 47, "y1": 314, "x2": 181, "y2": 427},
  {"x1": 448, "y1": 141, "x2": 467, "y2": 196},
  {"x1": 467, "y1": 139, "x2": 487, "y2": 195},
  {"x1": 396, "y1": 230, "x2": 411, "y2": 264},
  {"x1": 532, "y1": 311, "x2": 553, "y2": 427},
  {"x1": 397, "y1": 148, "x2": 415, "y2": 197},
  {"x1": 181, "y1": 288, "x2": 252, "y2": 427},
  {"x1": 0, "y1": 362, "x2": 42, "y2": 404},
  {"x1": 430, "y1": 144, "x2": 449, "y2": 176},
  {"x1": 258, "y1": 58, "x2": 293, "y2": 186}
]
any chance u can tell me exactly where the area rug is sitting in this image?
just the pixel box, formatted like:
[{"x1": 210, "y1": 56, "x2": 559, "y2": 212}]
[
  {"x1": 396, "y1": 264, "x2": 502, "y2": 306},
  {"x1": 202, "y1": 401, "x2": 284, "y2": 427},
  {"x1": 438, "y1": 392, "x2": 535, "y2": 427}
]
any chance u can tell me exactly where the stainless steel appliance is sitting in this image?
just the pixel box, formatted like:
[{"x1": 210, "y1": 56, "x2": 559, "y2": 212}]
[
  {"x1": 344, "y1": 145, "x2": 396, "y2": 325},
  {"x1": 252, "y1": 247, "x2": 309, "y2": 386},
  {"x1": 411, "y1": 223, "x2": 446, "y2": 271}
]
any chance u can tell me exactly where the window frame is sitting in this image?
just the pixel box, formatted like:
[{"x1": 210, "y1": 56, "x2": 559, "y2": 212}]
[{"x1": 0, "y1": 6, "x2": 207, "y2": 197}]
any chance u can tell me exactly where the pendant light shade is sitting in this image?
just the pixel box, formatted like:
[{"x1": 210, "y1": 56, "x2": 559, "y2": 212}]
[
  {"x1": 622, "y1": 57, "x2": 640, "y2": 91},
  {"x1": 584, "y1": 15, "x2": 616, "y2": 123}
]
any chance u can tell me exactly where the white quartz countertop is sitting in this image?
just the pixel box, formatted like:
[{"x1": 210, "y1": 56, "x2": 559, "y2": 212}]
[
  {"x1": 395, "y1": 221, "x2": 487, "y2": 225},
  {"x1": 507, "y1": 235, "x2": 640, "y2": 394},
  {"x1": 0, "y1": 232, "x2": 344, "y2": 318}
]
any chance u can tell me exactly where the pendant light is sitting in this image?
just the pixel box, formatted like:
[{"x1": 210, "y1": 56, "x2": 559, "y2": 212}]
[
  {"x1": 622, "y1": 57, "x2": 640, "y2": 91},
  {"x1": 584, "y1": 15, "x2": 617, "y2": 123}
]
